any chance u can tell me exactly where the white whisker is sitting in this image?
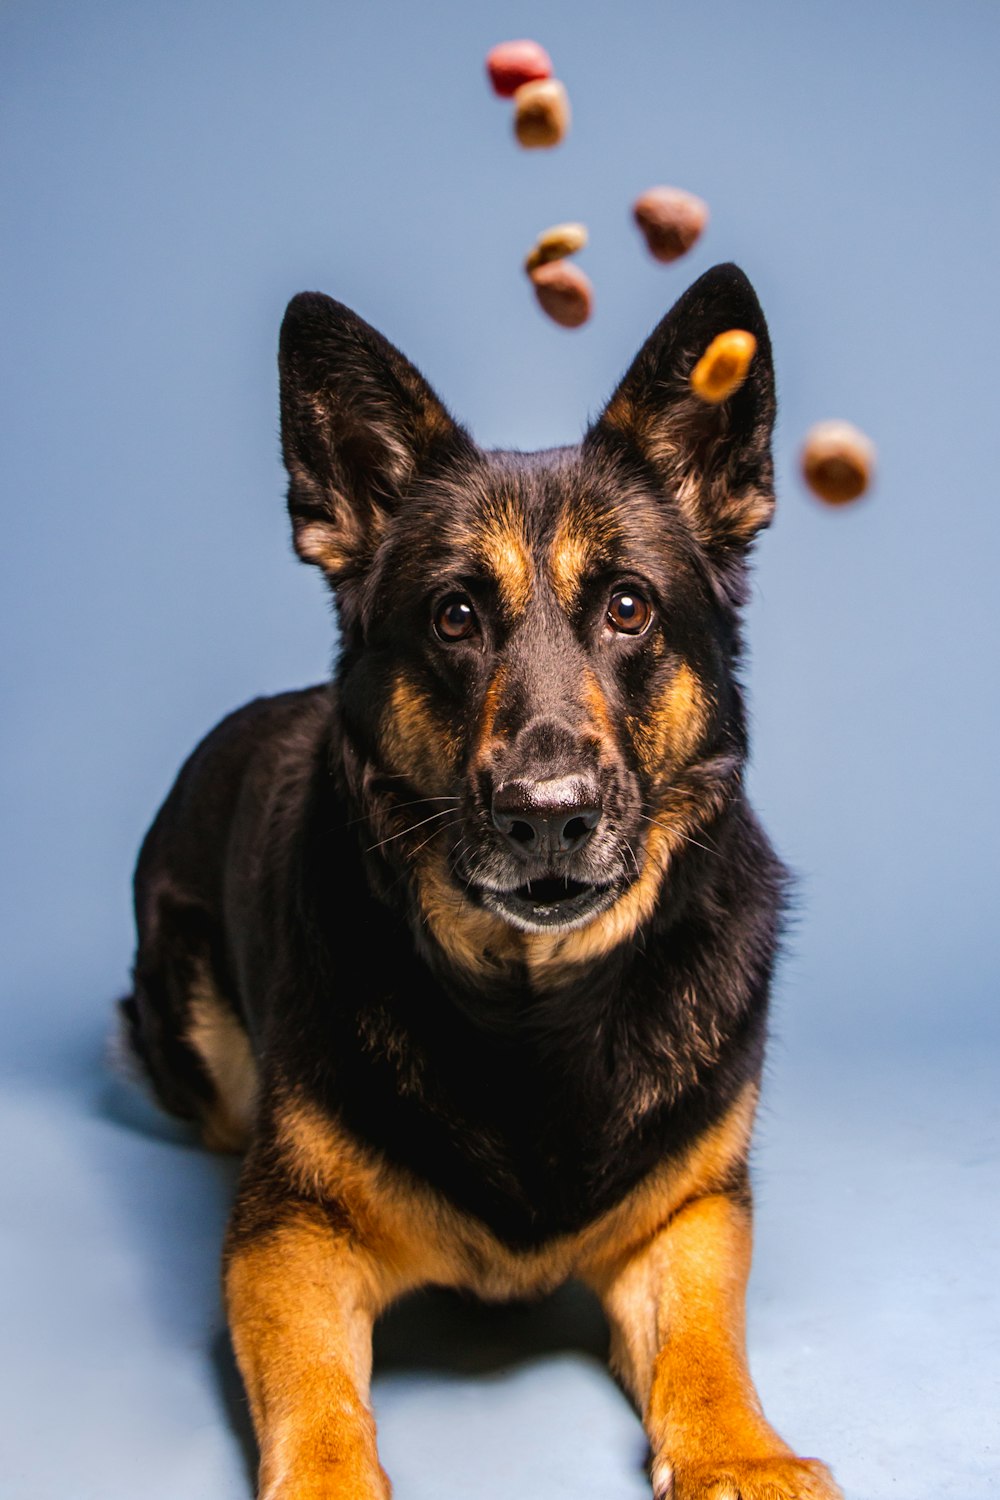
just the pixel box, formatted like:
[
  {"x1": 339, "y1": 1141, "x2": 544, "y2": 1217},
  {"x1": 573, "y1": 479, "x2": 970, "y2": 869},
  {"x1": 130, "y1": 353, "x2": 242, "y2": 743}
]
[
  {"x1": 364, "y1": 807, "x2": 461, "y2": 853},
  {"x1": 638, "y1": 813, "x2": 719, "y2": 858}
]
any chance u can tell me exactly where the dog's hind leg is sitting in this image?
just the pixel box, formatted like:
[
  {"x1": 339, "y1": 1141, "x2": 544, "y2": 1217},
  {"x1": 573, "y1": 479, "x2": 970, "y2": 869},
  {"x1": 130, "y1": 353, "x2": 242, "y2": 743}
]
[{"x1": 118, "y1": 894, "x2": 257, "y2": 1153}]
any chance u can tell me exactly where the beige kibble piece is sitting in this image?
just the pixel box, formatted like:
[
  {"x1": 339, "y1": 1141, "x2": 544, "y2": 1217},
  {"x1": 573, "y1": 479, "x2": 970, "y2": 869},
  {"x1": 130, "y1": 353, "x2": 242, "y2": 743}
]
[
  {"x1": 529, "y1": 259, "x2": 593, "y2": 328},
  {"x1": 801, "y1": 421, "x2": 875, "y2": 504},
  {"x1": 513, "y1": 78, "x2": 570, "y2": 148},
  {"x1": 634, "y1": 186, "x2": 709, "y2": 263},
  {"x1": 524, "y1": 222, "x2": 588, "y2": 273},
  {"x1": 690, "y1": 330, "x2": 757, "y2": 403}
]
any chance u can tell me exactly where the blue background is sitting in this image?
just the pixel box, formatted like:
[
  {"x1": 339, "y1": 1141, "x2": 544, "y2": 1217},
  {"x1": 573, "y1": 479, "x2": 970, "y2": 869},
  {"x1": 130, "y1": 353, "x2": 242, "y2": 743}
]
[{"x1": 2, "y1": 3, "x2": 998, "y2": 1497}]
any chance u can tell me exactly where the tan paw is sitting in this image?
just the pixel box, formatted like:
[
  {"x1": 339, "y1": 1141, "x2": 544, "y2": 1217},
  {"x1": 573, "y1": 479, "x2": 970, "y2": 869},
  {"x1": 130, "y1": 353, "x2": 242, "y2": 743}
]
[{"x1": 654, "y1": 1454, "x2": 843, "y2": 1500}]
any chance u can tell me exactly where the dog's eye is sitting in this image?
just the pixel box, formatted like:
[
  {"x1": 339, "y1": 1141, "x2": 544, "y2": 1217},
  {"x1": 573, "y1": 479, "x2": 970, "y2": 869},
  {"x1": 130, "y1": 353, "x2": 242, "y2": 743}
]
[
  {"x1": 434, "y1": 594, "x2": 478, "y2": 642},
  {"x1": 607, "y1": 589, "x2": 652, "y2": 635}
]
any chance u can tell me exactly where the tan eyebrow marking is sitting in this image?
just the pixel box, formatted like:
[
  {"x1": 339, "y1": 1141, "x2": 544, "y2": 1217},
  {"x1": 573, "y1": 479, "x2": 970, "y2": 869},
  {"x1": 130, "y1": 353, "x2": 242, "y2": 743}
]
[
  {"x1": 473, "y1": 497, "x2": 533, "y2": 617},
  {"x1": 547, "y1": 500, "x2": 622, "y2": 613}
]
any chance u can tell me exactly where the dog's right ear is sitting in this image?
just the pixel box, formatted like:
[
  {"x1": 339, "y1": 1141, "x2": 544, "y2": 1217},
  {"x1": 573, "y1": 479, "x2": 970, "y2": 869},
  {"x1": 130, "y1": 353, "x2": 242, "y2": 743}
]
[{"x1": 279, "y1": 293, "x2": 473, "y2": 583}]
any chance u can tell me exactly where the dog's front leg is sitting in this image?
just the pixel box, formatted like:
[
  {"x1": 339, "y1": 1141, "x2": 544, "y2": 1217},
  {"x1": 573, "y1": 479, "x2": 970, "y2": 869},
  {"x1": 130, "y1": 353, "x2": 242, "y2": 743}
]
[
  {"x1": 586, "y1": 1189, "x2": 843, "y2": 1500},
  {"x1": 224, "y1": 1188, "x2": 394, "y2": 1500}
]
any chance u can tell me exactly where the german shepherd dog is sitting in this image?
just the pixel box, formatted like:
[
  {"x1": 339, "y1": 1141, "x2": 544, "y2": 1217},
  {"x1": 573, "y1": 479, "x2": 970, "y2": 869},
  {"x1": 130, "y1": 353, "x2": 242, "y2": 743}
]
[{"x1": 121, "y1": 263, "x2": 843, "y2": 1500}]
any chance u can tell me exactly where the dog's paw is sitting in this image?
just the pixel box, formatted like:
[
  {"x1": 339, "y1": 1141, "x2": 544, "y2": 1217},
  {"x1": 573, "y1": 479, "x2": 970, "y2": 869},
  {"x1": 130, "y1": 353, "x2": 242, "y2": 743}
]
[{"x1": 653, "y1": 1454, "x2": 843, "y2": 1500}]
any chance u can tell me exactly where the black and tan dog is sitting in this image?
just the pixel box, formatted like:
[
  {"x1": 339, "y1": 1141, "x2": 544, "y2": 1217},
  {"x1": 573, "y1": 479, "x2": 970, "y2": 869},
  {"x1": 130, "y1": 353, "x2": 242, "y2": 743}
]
[{"x1": 121, "y1": 263, "x2": 843, "y2": 1500}]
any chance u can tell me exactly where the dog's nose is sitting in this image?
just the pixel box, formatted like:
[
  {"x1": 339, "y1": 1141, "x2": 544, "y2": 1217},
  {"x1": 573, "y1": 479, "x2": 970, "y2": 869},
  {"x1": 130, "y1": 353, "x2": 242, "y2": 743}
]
[{"x1": 492, "y1": 775, "x2": 602, "y2": 859}]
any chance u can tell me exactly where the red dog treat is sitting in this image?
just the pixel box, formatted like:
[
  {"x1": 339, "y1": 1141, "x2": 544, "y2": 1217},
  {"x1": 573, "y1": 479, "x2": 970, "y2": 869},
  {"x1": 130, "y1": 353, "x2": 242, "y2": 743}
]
[
  {"x1": 690, "y1": 329, "x2": 757, "y2": 403},
  {"x1": 513, "y1": 78, "x2": 570, "y2": 148},
  {"x1": 486, "y1": 40, "x2": 553, "y2": 98},
  {"x1": 530, "y1": 259, "x2": 593, "y2": 327},
  {"x1": 801, "y1": 421, "x2": 875, "y2": 504},
  {"x1": 634, "y1": 186, "x2": 709, "y2": 263}
]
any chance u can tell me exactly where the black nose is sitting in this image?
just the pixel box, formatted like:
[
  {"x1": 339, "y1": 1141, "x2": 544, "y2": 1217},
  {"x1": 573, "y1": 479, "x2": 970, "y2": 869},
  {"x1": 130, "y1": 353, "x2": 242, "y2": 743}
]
[{"x1": 492, "y1": 775, "x2": 602, "y2": 860}]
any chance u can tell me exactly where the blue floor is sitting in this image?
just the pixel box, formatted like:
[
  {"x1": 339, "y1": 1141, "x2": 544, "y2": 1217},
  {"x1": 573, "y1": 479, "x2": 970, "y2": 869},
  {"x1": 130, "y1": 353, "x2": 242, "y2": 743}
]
[{"x1": 2, "y1": 1027, "x2": 997, "y2": 1499}]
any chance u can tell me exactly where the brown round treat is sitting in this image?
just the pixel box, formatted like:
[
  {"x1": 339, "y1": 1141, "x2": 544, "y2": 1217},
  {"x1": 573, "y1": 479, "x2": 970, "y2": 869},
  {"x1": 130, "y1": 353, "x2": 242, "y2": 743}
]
[
  {"x1": 633, "y1": 186, "x2": 709, "y2": 263},
  {"x1": 513, "y1": 78, "x2": 570, "y2": 148},
  {"x1": 529, "y1": 259, "x2": 593, "y2": 328},
  {"x1": 690, "y1": 329, "x2": 757, "y2": 403},
  {"x1": 801, "y1": 421, "x2": 875, "y2": 504},
  {"x1": 524, "y1": 221, "x2": 588, "y2": 273},
  {"x1": 486, "y1": 40, "x2": 553, "y2": 98}
]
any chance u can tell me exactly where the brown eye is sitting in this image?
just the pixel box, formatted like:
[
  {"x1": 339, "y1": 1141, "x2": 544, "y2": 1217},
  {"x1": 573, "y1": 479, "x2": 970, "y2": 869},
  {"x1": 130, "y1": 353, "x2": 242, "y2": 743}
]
[
  {"x1": 434, "y1": 594, "x2": 478, "y2": 641},
  {"x1": 607, "y1": 588, "x2": 652, "y2": 635}
]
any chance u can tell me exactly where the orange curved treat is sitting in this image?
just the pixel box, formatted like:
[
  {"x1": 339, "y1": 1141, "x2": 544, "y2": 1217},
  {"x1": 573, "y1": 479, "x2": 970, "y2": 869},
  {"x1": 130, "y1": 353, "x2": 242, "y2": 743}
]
[
  {"x1": 633, "y1": 186, "x2": 709, "y2": 263},
  {"x1": 486, "y1": 39, "x2": 553, "y2": 98},
  {"x1": 690, "y1": 330, "x2": 757, "y2": 403},
  {"x1": 513, "y1": 78, "x2": 570, "y2": 148},
  {"x1": 529, "y1": 259, "x2": 592, "y2": 328},
  {"x1": 524, "y1": 221, "x2": 588, "y2": 273},
  {"x1": 801, "y1": 421, "x2": 875, "y2": 504}
]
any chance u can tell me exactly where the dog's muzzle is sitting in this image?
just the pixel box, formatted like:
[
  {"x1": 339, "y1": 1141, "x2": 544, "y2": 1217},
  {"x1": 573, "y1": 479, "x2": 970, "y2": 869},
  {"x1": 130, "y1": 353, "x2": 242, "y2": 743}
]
[{"x1": 468, "y1": 772, "x2": 621, "y2": 932}]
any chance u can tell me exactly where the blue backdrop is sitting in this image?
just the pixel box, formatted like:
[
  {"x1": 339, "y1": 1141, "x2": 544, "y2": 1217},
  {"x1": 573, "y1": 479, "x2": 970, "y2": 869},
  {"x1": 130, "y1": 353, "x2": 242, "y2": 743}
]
[{"x1": 2, "y1": 4, "x2": 998, "y2": 1498}]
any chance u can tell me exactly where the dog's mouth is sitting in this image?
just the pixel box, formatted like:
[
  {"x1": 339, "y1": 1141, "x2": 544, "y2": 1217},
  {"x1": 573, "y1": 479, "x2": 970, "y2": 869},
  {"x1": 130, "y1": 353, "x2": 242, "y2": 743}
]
[{"x1": 475, "y1": 874, "x2": 620, "y2": 933}]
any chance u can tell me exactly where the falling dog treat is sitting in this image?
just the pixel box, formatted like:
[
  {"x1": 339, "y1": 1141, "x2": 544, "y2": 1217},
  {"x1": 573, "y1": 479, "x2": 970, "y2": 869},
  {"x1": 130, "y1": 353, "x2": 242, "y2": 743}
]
[
  {"x1": 690, "y1": 329, "x2": 757, "y2": 403},
  {"x1": 530, "y1": 259, "x2": 593, "y2": 327},
  {"x1": 513, "y1": 78, "x2": 570, "y2": 148},
  {"x1": 633, "y1": 186, "x2": 709, "y2": 263},
  {"x1": 486, "y1": 39, "x2": 553, "y2": 98},
  {"x1": 801, "y1": 420, "x2": 875, "y2": 504},
  {"x1": 524, "y1": 222, "x2": 588, "y2": 273}
]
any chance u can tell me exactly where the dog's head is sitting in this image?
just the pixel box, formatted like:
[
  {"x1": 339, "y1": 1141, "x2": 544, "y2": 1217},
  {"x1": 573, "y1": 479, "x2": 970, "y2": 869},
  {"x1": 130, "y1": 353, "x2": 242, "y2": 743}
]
[{"x1": 279, "y1": 265, "x2": 775, "y2": 974}]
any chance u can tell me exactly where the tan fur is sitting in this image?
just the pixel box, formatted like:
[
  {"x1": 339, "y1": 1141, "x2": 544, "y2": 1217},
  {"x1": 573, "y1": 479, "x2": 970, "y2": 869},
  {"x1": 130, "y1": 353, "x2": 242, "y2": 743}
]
[
  {"x1": 380, "y1": 673, "x2": 461, "y2": 794},
  {"x1": 589, "y1": 1192, "x2": 842, "y2": 1499},
  {"x1": 581, "y1": 667, "x2": 615, "y2": 742},
  {"x1": 672, "y1": 463, "x2": 774, "y2": 551},
  {"x1": 225, "y1": 1211, "x2": 391, "y2": 1500},
  {"x1": 292, "y1": 519, "x2": 352, "y2": 575},
  {"x1": 626, "y1": 662, "x2": 708, "y2": 783},
  {"x1": 601, "y1": 389, "x2": 640, "y2": 445},
  {"x1": 476, "y1": 662, "x2": 508, "y2": 754},
  {"x1": 547, "y1": 500, "x2": 617, "y2": 612},
  {"x1": 473, "y1": 497, "x2": 534, "y2": 616},
  {"x1": 185, "y1": 969, "x2": 258, "y2": 1152},
  {"x1": 415, "y1": 850, "x2": 524, "y2": 980}
]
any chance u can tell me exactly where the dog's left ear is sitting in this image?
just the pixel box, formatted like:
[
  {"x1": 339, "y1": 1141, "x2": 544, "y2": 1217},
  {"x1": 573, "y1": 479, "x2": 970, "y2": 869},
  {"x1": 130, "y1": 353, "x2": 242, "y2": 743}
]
[
  {"x1": 585, "y1": 263, "x2": 776, "y2": 574},
  {"x1": 280, "y1": 293, "x2": 474, "y2": 583}
]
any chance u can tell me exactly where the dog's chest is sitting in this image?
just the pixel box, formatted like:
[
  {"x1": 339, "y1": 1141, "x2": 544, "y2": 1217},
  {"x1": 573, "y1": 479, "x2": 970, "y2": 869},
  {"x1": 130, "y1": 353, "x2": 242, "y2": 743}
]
[{"x1": 317, "y1": 989, "x2": 704, "y2": 1249}]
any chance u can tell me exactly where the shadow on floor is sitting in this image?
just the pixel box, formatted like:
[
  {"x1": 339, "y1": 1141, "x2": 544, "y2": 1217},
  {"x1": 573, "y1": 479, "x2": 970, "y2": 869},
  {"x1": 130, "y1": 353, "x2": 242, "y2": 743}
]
[{"x1": 374, "y1": 1281, "x2": 610, "y2": 1376}]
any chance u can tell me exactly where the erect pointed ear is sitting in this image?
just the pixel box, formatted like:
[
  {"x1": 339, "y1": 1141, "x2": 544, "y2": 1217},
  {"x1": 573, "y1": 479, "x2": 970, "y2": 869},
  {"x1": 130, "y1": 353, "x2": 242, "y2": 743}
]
[
  {"x1": 585, "y1": 263, "x2": 776, "y2": 569},
  {"x1": 279, "y1": 293, "x2": 474, "y2": 582}
]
